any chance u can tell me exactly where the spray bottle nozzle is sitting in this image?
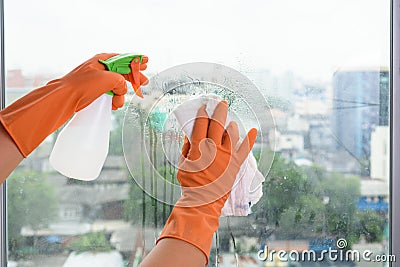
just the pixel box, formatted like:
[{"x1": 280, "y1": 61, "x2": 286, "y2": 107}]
[
  {"x1": 99, "y1": 53, "x2": 144, "y2": 74},
  {"x1": 99, "y1": 53, "x2": 147, "y2": 97}
]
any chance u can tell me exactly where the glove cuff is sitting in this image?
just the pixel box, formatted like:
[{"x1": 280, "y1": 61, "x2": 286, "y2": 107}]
[
  {"x1": 0, "y1": 82, "x2": 76, "y2": 157},
  {"x1": 156, "y1": 205, "x2": 220, "y2": 265}
]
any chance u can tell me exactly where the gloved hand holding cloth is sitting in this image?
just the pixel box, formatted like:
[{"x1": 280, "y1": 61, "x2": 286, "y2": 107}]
[
  {"x1": 157, "y1": 100, "x2": 257, "y2": 264},
  {"x1": 172, "y1": 94, "x2": 265, "y2": 216}
]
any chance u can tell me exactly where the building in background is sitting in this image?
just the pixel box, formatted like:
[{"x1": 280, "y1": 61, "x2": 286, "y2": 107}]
[
  {"x1": 357, "y1": 125, "x2": 390, "y2": 212},
  {"x1": 331, "y1": 68, "x2": 389, "y2": 175},
  {"x1": 370, "y1": 126, "x2": 390, "y2": 181}
]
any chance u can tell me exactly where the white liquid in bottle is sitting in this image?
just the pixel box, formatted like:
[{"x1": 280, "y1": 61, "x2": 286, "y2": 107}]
[{"x1": 49, "y1": 94, "x2": 113, "y2": 180}]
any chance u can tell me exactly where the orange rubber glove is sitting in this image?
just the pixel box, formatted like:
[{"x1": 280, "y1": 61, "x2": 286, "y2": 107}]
[
  {"x1": 122, "y1": 55, "x2": 148, "y2": 98},
  {"x1": 156, "y1": 100, "x2": 258, "y2": 265},
  {"x1": 0, "y1": 53, "x2": 148, "y2": 157}
]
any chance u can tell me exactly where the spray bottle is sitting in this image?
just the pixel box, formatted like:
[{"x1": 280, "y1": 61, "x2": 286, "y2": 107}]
[{"x1": 49, "y1": 54, "x2": 144, "y2": 181}]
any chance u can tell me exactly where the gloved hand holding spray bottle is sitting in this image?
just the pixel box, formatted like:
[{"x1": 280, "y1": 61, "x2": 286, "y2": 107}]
[{"x1": 50, "y1": 54, "x2": 148, "y2": 181}]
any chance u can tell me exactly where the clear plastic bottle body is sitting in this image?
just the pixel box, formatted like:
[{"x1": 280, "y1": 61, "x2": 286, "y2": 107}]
[{"x1": 49, "y1": 94, "x2": 112, "y2": 180}]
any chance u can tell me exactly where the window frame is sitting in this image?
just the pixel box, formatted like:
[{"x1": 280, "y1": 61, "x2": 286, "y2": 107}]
[
  {"x1": 0, "y1": 0, "x2": 6, "y2": 266},
  {"x1": 390, "y1": 0, "x2": 400, "y2": 262},
  {"x1": 0, "y1": 0, "x2": 399, "y2": 266}
]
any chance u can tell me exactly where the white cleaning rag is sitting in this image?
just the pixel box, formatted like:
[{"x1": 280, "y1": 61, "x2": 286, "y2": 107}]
[{"x1": 172, "y1": 94, "x2": 265, "y2": 216}]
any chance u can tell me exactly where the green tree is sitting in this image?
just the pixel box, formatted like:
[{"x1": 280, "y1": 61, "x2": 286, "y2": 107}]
[
  {"x1": 278, "y1": 196, "x2": 325, "y2": 240},
  {"x1": 67, "y1": 231, "x2": 113, "y2": 254},
  {"x1": 252, "y1": 155, "x2": 363, "y2": 246},
  {"x1": 354, "y1": 210, "x2": 386, "y2": 243},
  {"x1": 322, "y1": 174, "x2": 360, "y2": 245},
  {"x1": 252, "y1": 156, "x2": 308, "y2": 227},
  {"x1": 277, "y1": 169, "x2": 361, "y2": 244},
  {"x1": 7, "y1": 170, "x2": 58, "y2": 254}
]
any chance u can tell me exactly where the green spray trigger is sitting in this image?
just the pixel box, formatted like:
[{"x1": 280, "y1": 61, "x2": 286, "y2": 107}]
[
  {"x1": 99, "y1": 53, "x2": 146, "y2": 98},
  {"x1": 99, "y1": 53, "x2": 143, "y2": 74}
]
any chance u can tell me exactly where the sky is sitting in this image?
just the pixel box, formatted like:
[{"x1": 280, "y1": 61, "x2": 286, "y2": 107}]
[{"x1": 4, "y1": 0, "x2": 390, "y2": 82}]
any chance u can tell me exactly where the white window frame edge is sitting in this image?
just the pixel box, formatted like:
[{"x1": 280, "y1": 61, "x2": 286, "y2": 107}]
[
  {"x1": 0, "y1": 0, "x2": 6, "y2": 265},
  {"x1": 391, "y1": 0, "x2": 400, "y2": 264},
  {"x1": 0, "y1": 1, "x2": 398, "y2": 266}
]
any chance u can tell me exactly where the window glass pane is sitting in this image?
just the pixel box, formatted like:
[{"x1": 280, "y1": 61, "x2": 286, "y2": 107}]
[{"x1": 4, "y1": 0, "x2": 390, "y2": 266}]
